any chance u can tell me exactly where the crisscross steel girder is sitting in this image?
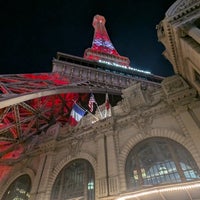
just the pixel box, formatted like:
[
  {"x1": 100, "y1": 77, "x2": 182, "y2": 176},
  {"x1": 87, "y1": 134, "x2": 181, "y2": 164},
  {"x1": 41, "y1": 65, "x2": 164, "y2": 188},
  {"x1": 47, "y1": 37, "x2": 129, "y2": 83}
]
[
  {"x1": 0, "y1": 68, "x2": 162, "y2": 162},
  {"x1": 0, "y1": 72, "x2": 125, "y2": 160},
  {"x1": 0, "y1": 72, "x2": 123, "y2": 109}
]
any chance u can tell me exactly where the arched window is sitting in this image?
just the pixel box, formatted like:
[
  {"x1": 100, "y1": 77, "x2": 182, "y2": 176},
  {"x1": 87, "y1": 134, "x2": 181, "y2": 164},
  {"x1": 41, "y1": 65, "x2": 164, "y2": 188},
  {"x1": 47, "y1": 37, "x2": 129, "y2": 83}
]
[
  {"x1": 51, "y1": 159, "x2": 95, "y2": 200},
  {"x1": 125, "y1": 137, "x2": 200, "y2": 190},
  {"x1": 2, "y1": 174, "x2": 31, "y2": 200}
]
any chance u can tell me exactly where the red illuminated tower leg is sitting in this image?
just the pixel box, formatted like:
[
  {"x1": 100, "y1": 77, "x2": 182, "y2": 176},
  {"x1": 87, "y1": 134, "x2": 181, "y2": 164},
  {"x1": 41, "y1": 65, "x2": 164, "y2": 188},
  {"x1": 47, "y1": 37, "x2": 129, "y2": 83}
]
[{"x1": 84, "y1": 14, "x2": 131, "y2": 68}]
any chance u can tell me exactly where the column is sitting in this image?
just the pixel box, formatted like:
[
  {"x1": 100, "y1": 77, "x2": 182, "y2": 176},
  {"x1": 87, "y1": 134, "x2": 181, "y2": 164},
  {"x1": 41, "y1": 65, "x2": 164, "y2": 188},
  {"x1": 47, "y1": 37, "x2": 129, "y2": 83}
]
[
  {"x1": 96, "y1": 134, "x2": 108, "y2": 197},
  {"x1": 178, "y1": 107, "x2": 200, "y2": 166},
  {"x1": 106, "y1": 131, "x2": 119, "y2": 195},
  {"x1": 30, "y1": 152, "x2": 54, "y2": 200}
]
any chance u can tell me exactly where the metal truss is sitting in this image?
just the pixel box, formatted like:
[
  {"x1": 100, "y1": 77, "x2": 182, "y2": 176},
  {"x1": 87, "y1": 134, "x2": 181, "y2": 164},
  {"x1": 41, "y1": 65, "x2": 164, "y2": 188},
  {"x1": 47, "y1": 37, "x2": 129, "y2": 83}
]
[
  {"x1": 0, "y1": 72, "x2": 124, "y2": 161},
  {"x1": 0, "y1": 72, "x2": 123, "y2": 108},
  {"x1": 0, "y1": 68, "x2": 162, "y2": 162}
]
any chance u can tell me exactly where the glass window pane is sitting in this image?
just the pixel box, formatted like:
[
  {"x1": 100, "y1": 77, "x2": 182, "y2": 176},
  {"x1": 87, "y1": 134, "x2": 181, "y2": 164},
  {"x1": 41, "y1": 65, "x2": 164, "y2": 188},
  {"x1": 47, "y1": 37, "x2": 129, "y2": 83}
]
[
  {"x1": 51, "y1": 159, "x2": 95, "y2": 200},
  {"x1": 125, "y1": 137, "x2": 200, "y2": 190},
  {"x1": 2, "y1": 175, "x2": 31, "y2": 200}
]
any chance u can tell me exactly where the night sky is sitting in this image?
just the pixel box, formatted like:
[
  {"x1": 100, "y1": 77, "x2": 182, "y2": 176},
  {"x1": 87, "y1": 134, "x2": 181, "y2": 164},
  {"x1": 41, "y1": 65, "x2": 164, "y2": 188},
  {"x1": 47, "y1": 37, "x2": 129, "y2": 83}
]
[{"x1": 0, "y1": 0, "x2": 175, "y2": 77}]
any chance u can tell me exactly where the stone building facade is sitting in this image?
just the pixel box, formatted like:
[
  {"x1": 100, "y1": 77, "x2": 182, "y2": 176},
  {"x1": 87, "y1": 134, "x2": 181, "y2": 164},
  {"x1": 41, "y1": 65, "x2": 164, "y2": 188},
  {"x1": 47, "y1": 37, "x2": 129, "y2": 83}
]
[
  {"x1": 1, "y1": 0, "x2": 200, "y2": 200},
  {"x1": 0, "y1": 74, "x2": 200, "y2": 200},
  {"x1": 157, "y1": 0, "x2": 200, "y2": 94}
]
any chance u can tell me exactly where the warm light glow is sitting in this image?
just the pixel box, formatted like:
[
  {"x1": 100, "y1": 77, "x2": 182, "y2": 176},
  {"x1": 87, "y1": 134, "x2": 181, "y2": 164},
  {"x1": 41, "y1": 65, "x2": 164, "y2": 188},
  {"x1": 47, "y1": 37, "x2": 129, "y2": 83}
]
[
  {"x1": 98, "y1": 59, "x2": 151, "y2": 74},
  {"x1": 116, "y1": 182, "x2": 200, "y2": 200}
]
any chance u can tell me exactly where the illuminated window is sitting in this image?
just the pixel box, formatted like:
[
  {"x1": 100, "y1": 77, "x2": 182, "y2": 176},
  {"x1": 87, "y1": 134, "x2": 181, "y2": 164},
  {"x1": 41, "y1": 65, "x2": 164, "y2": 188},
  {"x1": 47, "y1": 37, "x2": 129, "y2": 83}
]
[
  {"x1": 2, "y1": 174, "x2": 31, "y2": 200},
  {"x1": 51, "y1": 159, "x2": 95, "y2": 200},
  {"x1": 125, "y1": 138, "x2": 200, "y2": 190}
]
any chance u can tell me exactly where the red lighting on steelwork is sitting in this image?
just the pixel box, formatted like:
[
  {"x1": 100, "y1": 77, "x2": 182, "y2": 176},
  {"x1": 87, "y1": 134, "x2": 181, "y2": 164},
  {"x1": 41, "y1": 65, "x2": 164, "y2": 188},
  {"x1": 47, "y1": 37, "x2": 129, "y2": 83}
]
[
  {"x1": 0, "y1": 166, "x2": 12, "y2": 182},
  {"x1": 1, "y1": 145, "x2": 23, "y2": 160},
  {"x1": 84, "y1": 15, "x2": 130, "y2": 67},
  {"x1": 0, "y1": 72, "x2": 88, "y2": 162},
  {"x1": 23, "y1": 73, "x2": 69, "y2": 85},
  {"x1": 0, "y1": 14, "x2": 129, "y2": 163}
]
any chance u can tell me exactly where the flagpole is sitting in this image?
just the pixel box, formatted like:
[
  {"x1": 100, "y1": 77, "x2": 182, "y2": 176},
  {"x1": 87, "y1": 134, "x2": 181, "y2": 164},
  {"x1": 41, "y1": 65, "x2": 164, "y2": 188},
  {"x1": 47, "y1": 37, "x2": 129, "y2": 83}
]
[
  {"x1": 88, "y1": 92, "x2": 104, "y2": 120},
  {"x1": 95, "y1": 102, "x2": 103, "y2": 119},
  {"x1": 76, "y1": 102, "x2": 100, "y2": 121},
  {"x1": 88, "y1": 111, "x2": 100, "y2": 121}
]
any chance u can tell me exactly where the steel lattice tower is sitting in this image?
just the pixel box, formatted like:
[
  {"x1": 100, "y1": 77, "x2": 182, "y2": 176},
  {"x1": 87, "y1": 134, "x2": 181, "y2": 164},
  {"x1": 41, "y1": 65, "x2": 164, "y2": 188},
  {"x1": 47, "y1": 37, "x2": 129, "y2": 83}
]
[
  {"x1": 84, "y1": 15, "x2": 130, "y2": 67},
  {"x1": 0, "y1": 14, "x2": 163, "y2": 164}
]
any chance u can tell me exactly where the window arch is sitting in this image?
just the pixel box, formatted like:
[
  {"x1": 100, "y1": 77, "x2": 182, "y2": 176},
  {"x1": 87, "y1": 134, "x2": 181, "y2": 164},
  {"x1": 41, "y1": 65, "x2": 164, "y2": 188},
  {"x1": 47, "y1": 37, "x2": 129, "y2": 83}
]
[
  {"x1": 51, "y1": 159, "x2": 95, "y2": 200},
  {"x1": 125, "y1": 137, "x2": 200, "y2": 190},
  {"x1": 2, "y1": 174, "x2": 31, "y2": 200}
]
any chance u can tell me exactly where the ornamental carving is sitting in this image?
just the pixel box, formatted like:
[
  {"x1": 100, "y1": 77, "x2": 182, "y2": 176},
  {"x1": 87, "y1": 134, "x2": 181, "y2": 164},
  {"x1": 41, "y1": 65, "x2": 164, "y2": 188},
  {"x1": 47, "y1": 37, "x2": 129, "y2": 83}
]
[
  {"x1": 166, "y1": 0, "x2": 200, "y2": 17},
  {"x1": 161, "y1": 75, "x2": 189, "y2": 96},
  {"x1": 114, "y1": 83, "x2": 162, "y2": 119},
  {"x1": 24, "y1": 124, "x2": 60, "y2": 153},
  {"x1": 24, "y1": 135, "x2": 39, "y2": 152},
  {"x1": 125, "y1": 83, "x2": 146, "y2": 108},
  {"x1": 120, "y1": 98, "x2": 131, "y2": 114},
  {"x1": 156, "y1": 22, "x2": 165, "y2": 39},
  {"x1": 66, "y1": 137, "x2": 83, "y2": 156},
  {"x1": 131, "y1": 111, "x2": 153, "y2": 134}
]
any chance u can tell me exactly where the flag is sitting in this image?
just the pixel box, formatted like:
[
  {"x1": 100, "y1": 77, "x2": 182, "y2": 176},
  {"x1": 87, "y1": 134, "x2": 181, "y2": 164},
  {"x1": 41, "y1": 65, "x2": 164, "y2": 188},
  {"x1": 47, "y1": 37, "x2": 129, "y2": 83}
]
[
  {"x1": 69, "y1": 103, "x2": 86, "y2": 126},
  {"x1": 104, "y1": 93, "x2": 111, "y2": 118},
  {"x1": 88, "y1": 93, "x2": 96, "y2": 112}
]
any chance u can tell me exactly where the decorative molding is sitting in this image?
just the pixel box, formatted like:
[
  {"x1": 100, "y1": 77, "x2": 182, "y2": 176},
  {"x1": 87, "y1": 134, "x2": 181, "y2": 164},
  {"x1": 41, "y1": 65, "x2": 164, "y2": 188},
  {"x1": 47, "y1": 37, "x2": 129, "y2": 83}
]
[
  {"x1": 172, "y1": 113, "x2": 189, "y2": 136},
  {"x1": 45, "y1": 152, "x2": 96, "y2": 200},
  {"x1": 118, "y1": 128, "x2": 200, "y2": 192},
  {"x1": 161, "y1": 75, "x2": 197, "y2": 104},
  {"x1": 98, "y1": 177, "x2": 108, "y2": 197},
  {"x1": 131, "y1": 111, "x2": 153, "y2": 134},
  {"x1": 24, "y1": 123, "x2": 60, "y2": 155},
  {"x1": 162, "y1": 75, "x2": 187, "y2": 94},
  {"x1": 0, "y1": 168, "x2": 35, "y2": 200},
  {"x1": 66, "y1": 137, "x2": 83, "y2": 156},
  {"x1": 108, "y1": 175, "x2": 119, "y2": 195},
  {"x1": 115, "y1": 83, "x2": 162, "y2": 119},
  {"x1": 166, "y1": 0, "x2": 200, "y2": 19}
]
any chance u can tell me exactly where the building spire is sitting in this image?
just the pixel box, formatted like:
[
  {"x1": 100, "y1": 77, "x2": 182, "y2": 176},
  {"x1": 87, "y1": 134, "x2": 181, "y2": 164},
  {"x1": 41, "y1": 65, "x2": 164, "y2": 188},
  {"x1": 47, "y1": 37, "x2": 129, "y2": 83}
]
[
  {"x1": 84, "y1": 14, "x2": 130, "y2": 68},
  {"x1": 91, "y1": 15, "x2": 119, "y2": 56}
]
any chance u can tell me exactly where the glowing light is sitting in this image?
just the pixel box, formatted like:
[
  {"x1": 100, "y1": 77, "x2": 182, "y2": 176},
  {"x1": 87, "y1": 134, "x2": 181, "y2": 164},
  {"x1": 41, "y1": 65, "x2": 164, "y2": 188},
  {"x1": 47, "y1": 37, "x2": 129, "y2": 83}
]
[
  {"x1": 84, "y1": 15, "x2": 130, "y2": 67},
  {"x1": 116, "y1": 182, "x2": 200, "y2": 200},
  {"x1": 98, "y1": 60, "x2": 151, "y2": 74},
  {"x1": 88, "y1": 181, "x2": 94, "y2": 190}
]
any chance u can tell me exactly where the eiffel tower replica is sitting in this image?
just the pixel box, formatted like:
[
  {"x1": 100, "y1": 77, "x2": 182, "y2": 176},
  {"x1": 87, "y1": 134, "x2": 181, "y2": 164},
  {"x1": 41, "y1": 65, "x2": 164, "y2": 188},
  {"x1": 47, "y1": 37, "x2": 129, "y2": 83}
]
[{"x1": 0, "y1": 14, "x2": 163, "y2": 162}]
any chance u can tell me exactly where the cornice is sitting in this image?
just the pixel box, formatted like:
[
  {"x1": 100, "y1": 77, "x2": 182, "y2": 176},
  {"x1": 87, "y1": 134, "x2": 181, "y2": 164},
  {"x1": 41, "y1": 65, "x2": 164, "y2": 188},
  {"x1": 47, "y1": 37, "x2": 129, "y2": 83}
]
[
  {"x1": 158, "y1": 1, "x2": 200, "y2": 73},
  {"x1": 166, "y1": 0, "x2": 200, "y2": 21}
]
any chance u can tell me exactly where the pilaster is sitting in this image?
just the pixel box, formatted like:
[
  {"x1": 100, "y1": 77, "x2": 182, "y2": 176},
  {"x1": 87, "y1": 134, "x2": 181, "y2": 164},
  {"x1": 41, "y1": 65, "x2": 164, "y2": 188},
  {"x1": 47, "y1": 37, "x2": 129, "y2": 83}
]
[
  {"x1": 30, "y1": 152, "x2": 55, "y2": 200},
  {"x1": 96, "y1": 134, "x2": 108, "y2": 197},
  {"x1": 106, "y1": 131, "x2": 119, "y2": 195},
  {"x1": 176, "y1": 106, "x2": 200, "y2": 158}
]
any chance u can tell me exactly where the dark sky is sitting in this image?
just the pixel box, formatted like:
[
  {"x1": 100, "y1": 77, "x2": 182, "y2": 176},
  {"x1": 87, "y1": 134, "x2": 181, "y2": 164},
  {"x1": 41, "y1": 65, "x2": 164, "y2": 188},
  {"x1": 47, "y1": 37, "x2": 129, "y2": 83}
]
[{"x1": 0, "y1": 0, "x2": 175, "y2": 77}]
